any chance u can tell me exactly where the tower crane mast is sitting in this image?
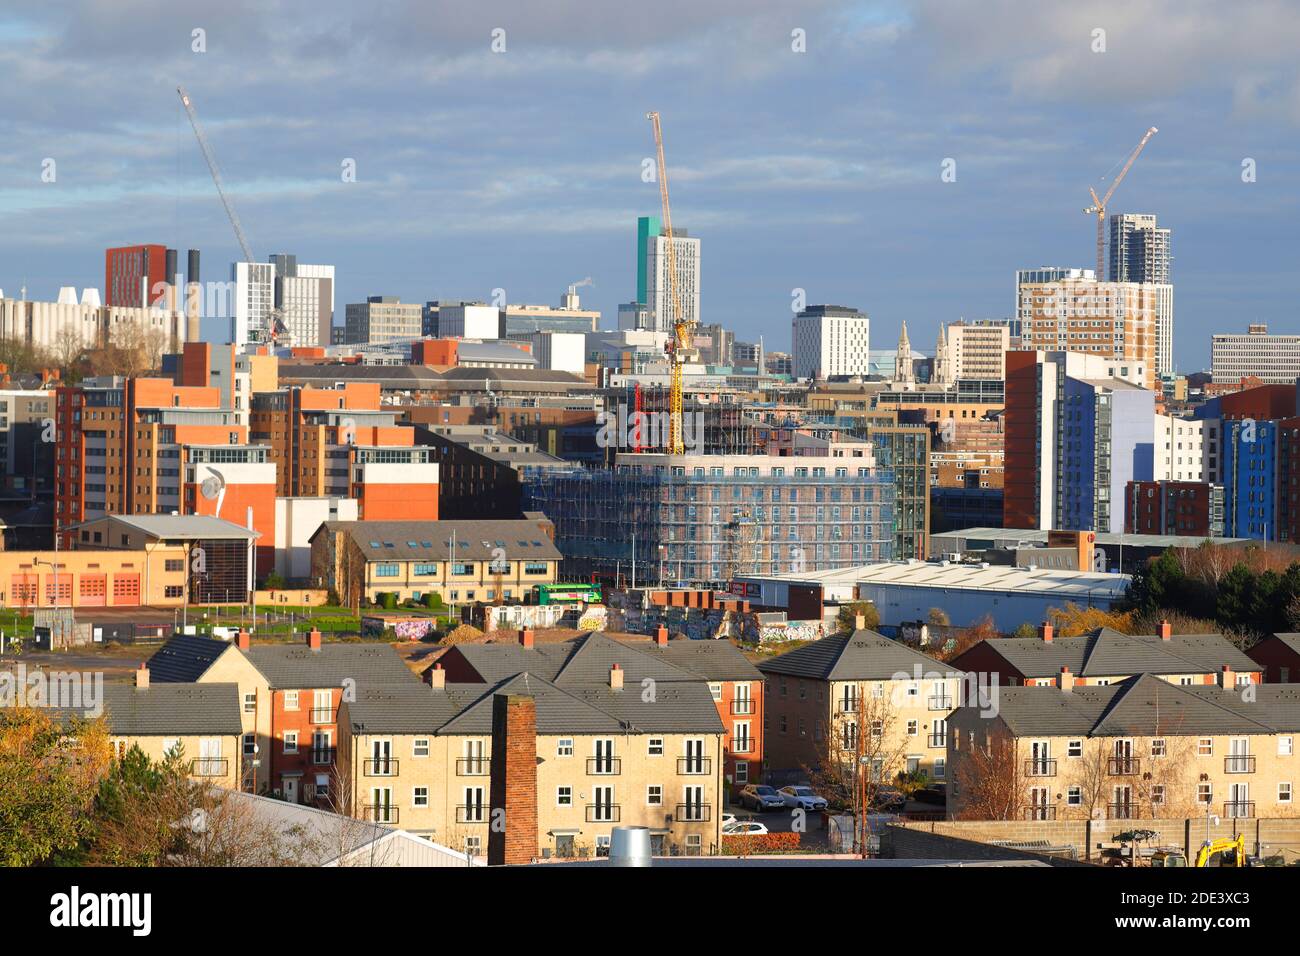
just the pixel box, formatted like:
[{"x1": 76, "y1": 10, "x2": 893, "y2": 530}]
[{"x1": 1083, "y1": 126, "x2": 1158, "y2": 278}]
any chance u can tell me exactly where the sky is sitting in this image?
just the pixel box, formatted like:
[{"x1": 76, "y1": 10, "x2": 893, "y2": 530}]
[{"x1": 1, "y1": 0, "x2": 1298, "y2": 372}]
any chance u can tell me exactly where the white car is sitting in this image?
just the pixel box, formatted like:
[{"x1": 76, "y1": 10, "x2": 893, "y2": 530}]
[
  {"x1": 721, "y1": 812, "x2": 738, "y2": 830},
  {"x1": 723, "y1": 820, "x2": 770, "y2": 836},
  {"x1": 778, "y1": 785, "x2": 829, "y2": 812}
]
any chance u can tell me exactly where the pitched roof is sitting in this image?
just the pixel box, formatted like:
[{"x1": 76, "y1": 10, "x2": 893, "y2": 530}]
[
  {"x1": 49, "y1": 682, "x2": 243, "y2": 737},
  {"x1": 344, "y1": 681, "x2": 487, "y2": 734},
  {"x1": 318, "y1": 519, "x2": 561, "y2": 562},
  {"x1": 645, "y1": 639, "x2": 765, "y2": 682},
  {"x1": 245, "y1": 643, "x2": 420, "y2": 690},
  {"x1": 756, "y1": 630, "x2": 963, "y2": 681},
  {"x1": 147, "y1": 634, "x2": 232, "y2": 683},
  {"x1": 966, "y1": 628, "x2": 1258, "y2": 679},
  {"x1": 81, "y1": 513, "x2": 259, "y2": 540}
]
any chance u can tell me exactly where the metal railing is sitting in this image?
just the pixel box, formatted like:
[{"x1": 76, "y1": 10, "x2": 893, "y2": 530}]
[
  {"x1": 1024, "y1": 759, "x2": 1057, "y2": 777},
  {"x1": 1225, "y1": 756, "x2": 1256, "y2": 774},
  {"x1": 310, "y1": 707, "x2": 334, "y2": 725},
  {"x1": 363, "y1": 758, "x2": 398, "y2": 777},
  {"x1": 730, "y1": 699, "x2": 755, "y2": 715},
  {"x1": 1108, "y1": 756, "x2": 1140, "y2": 776},
  {"x1": 676, "y1": 803, "x2": 711, "y2": 822},
  {"x1": 190, "y1": 758, "x2": 229, "y2": 777},
  {"x1": 457, "y1": 758, "x2": 489, "y2": 776},
  {"x1": 1224, "y1": 801, "x2": 1256, "y2": 818},
  {"x1": 311, "y1": 747, "x2": 336, "y2": 765},
  {"x1": 585, "y1": 804, "x2": 621, "y2": 823},
  {"x1": 456, "y1": 804, "x2": 488, "y2": 824},
  {"x1": 928, "y1": 733, "x2": 947, "y2": 749},
  {"x1": 586, "y1": 757, "x2": 621, "y2": 776},
  {"x1": 364, "y1": 804, "x2": 398, "y2": 824},
  {"x1": 1022, "y1": 805, "x2": 1056, "y2": 821},
  {"x1": 927, "y1": 695, "x2": 954, "y2": 711},
  {"x1": 677, "y1": 757, "x2": 712, "y2": 775},
  {"x1": 731, "y1": 737, "x2": 754, "y2": 754},
  {"x1": 838, "y1": 698, "x2": 859, "y2": 714},
  {"x1": 1107, "y1": 802, "x2": 1137, "y2": 820}
]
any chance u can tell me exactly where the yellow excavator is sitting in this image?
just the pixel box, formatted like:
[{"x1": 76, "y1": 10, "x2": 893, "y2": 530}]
[{"x1": 1194, "y1": 834, "x2": 1249, "y2": 868}]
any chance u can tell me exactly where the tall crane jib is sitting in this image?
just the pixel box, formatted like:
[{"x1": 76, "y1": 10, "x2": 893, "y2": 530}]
[
  {"x1": 177, "y1": 85, "x2": 255, "y2": 264},
  {"x1": 646, "y1": 111, "x2": 697, "y2": 456},
  {"x1": 1083, "y1": 126, "x2": 1158, "y2": 277}
]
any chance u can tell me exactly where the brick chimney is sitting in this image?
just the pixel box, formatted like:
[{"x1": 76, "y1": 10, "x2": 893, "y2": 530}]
[
  {"x1": 135, "y1": 663, "x2": 150, "y2": 690},
  {"x1": 519, "y1": 629, "x2": 535, "y2": 649},
  {"x1": 1219, "y1": 664, "x2": 1235, "y2": 689},
  {"x1": 236, "y1": 629, "x2": 251, "y2": 651},
  {"x1": 428, "y1": 662, "x2": 445, "y2": 690},
  {"x1": 1158, "y1": 619, "x2": 1172, "y2": 641},
  {"x1": 1057, "y1": 666, "x2": 1074, "y2": 692},
  {"x1": 654, "y1": 624, "x2": 669, "y2": 647},
  {"x1": 610, "y1": 663, "x2": 624, "y2": 691},
  {"x1": 307, "y1": 628, "x2": 322, "y2": 652},
  {"x1": 1038, "y1": 621, "x2": 1053, "y2": 643},
  {"x1": 487, "y1": 694, "x2": 538, "y2": 866}
]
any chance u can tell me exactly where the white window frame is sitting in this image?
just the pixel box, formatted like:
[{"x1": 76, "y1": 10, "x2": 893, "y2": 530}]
[
  {"x1": 556, "y1": 786, "x2": 573, "y2": 807},
  {"x1": 557, "y1": 738, "x2": 574, "y2": 757},
  {"x1": 283, "y1": 731, "x2": 298, "y2": 755},
  {"x1": 648, "y1": 737, "x2": 664, "y2": 757},
  {"x1": 413, "y1": 737, "x2": 430, "y2": 758},
  {"x1": 412, "y1": 786, "x2": 429, "y2": 808},
  {"x1": 647, "y1": 785, "x2": 663, "y2": 806},
  {"x1": 1067, "y1": 739, "x2": 1083, "y2": 758},
  {"x1": 1280, "y1": 783, "x2": 1293, "y2": 804},
  {"x1": 1280, "y1": 736, "x2": 1294, "y2": 757},
  {"x1": 284, "y1": 690, "x2": 299, "y2": 711}
]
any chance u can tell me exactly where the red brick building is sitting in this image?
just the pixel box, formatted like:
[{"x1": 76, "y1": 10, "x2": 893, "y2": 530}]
[{"x1": 1124, "y1": 480, "x2": 1224, "y2": 537}]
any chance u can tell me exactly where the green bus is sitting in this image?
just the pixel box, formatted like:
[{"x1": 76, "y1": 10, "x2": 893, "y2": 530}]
[{"x1": 535, "y1": 583, "x2": 602, "y2": 605}]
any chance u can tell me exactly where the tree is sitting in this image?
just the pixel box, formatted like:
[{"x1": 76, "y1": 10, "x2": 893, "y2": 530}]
[
  {"x1": 261, "y1": 571, "x2": 287, "y2": 591},
  {"x1": 952, "y1": 724, "x2": 1023, "y2": 821},
  {"x1": 931, "y1": 614, "x2": 998, "y2": 663},
  {"x1": 1050, "y1": 602, "x2": 1134, "y2": 637},
  {"x1": 927, "y1": 608, "x2": 950, "y2": 627},
  {"x1": 836, "y1": 601, "x2": 880, "y2": 634},
  {"x1": 0, "y1": 708, "x2": 110, "y2": 866}
]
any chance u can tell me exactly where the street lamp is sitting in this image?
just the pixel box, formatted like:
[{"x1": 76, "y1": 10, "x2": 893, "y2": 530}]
[{"x1": 32, "y1": 556, "x2": 62, "y2": 650}]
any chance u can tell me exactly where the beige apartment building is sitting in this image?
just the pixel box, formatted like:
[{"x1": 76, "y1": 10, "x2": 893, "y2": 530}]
[
  {"x1": 757, "y1": 626, "x2": 964, "y2": 787},
  {"x1": 934, "y1": 321, "x2": 1010, "y2": 384},
  {"x1": 1018, "y1": 277, "x2": 1162, "y2": 391},
  {"x1": 339, "y1": 663, "x2": 726, "y2": 860},
  {"x1": 947, "y1": 670, "x2": 1300, "y2": 822}
]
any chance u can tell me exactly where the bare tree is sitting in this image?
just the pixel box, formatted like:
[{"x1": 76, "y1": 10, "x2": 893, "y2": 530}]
[{"x1": 952, "y1": 724, "x2": 1023, "y2": 821}]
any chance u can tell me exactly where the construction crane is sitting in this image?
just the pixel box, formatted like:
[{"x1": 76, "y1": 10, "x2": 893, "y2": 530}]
[
  {"x1": 646, "y1": 111, "x2": 697, "y2": 455},
  {"x1": 177, "y1": 86, "x2": 254, "y2": 264},
  {"x1": 1083, "y1": 126, "x2": 1158, "y2": 278}
]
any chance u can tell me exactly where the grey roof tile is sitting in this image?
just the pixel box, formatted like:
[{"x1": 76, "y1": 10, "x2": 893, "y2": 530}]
[{"x1": 756, "y1": 630, "x2": 964, "y2": 681}]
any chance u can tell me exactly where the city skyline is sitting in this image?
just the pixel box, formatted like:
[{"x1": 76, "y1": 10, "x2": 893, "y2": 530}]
[{"x1": 2, "y1": 2, "x2": 1299, "y2": 372}]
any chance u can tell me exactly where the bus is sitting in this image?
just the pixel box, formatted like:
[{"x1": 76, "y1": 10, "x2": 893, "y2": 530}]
[{"x1": 535, "y1": 583, "x2": 603, "y2": 606}]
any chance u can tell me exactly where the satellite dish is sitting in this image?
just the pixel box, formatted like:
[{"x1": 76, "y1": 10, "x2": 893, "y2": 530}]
[{"x1": 200, "y1": 466, "x2": 227, "y2": 518}]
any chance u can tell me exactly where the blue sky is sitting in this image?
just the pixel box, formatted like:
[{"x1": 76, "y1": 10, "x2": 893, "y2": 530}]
[{"x1": 1, "y1": 0, "x2": 1298, "y2": 372}]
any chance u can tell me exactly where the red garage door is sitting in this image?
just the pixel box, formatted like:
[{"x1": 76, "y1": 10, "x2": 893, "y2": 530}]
[
  {"x1": 111, "y1": 574, "x2": 141, "y2": 606},
  {"x1": 79, "y1": 574, "x2": 107, "y2": 607}
]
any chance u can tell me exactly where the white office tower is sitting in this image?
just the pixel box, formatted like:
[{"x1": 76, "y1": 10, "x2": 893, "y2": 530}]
[
  {"x1": 233, "y1": 261, "x2": 275, "y2": 347},
  {"x1": 437, "y1": 302, "x2": 501, "y2": 339},
  {"x1": 644, "y1": 228, "x2": 701, "y2": 333},
  {"x1": 791, "y1": 305, "x2": 870, "y2": 379},
  {"x1": 267, "y1": 254, "x2": 334, "y2": 349}
]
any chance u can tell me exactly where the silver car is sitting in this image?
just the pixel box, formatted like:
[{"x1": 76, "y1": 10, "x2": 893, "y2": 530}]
[{"x1": 778, "y1": 785, "x2": 828, "y2": 811}]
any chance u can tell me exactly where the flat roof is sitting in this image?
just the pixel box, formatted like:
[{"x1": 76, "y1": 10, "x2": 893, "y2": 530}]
[
  {"x1": 852, "y1": 560, "x2": 1129, "y2": 598},
  {"x1": 932, "y1": 527, "x2": 1253, "y2": 550}
]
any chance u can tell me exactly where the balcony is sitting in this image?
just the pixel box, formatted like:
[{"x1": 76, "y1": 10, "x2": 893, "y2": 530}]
[
  {"x1": 585, "y1": 804, "x2": 621, "y2": 823},
  {"x1": 1022, "y1": 805, "x2": 1056, "y2": 821},
  {"x1": 456, "y1": 805, "x2": 488, "y2": 824},
  {"x1": 1107, "y1": 803, "x2": 1137, "y2": 820},
  {"x1": 1024, "y1": 759, "x2": 1057, "y2": 777},
  {"x1": 364, "y1": 805, "x2": 399, "y2": 825},
  {"x1": 927, "y1": 695, "x2": 954, "y2": 712},
  {"x1": 363, "y1": 758, "x2": 399, "y2": 777},
  {"x1": 730, "y1": 699, "x2": 756, "y2": 715},
  {"x1": 731, "y1": 737, "x2": 754, "y2": 754},
  {"x1": 1107, "y1": 756, "x2": 1140, "y2": 776},
  {"x1": 310, "y1": 748, "x2": 336, "y2": 765},
  {"x1": 309, "y1": 707, "x2": 335, "y2": 725},
  {"x1": 190, "y1": 758, "x2": 229, "y2": 777},
  {"x1": 677, "y1": 757, "x2": 712, "y2": 776},
  {"x1": 457, "y1": 758, "x2": 489, "y2": 776},
  {"x1": 928, "y1": 733, "x2": 947, "y2": 749},
  {"x1": 1225, "y1": 756, "x2": 1256, "y2": 774},
  {"x1": 586, "y1": 757, "x2": 621, "y2": 776},
  {"x1": 1224, "y1": 801, "x2": 1255, "y2": 819},
  {"x1": 838, "y1": 698, "x2": 859, "y2": 714},
  {"x1": 676, "y1": 803, "x2": 711, "y2": 822}
]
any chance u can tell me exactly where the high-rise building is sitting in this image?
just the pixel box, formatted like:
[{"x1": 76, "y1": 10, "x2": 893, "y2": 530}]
[
  {"x1": 1017, "y1": 275, "x2": 1161, "y2": 390},
  {"x1": 268, "y1": 254, "x2": 334, "y2": 348},
  {"x1": 1211, "y1": 325, "x2": 1300, "y2": 385},
  {"x1": 105, "y1": 244, "x2": 168, "y2": 309},
  {"x1": 343, "y1": 296, "x2": 422, "y2": 345},
  {"x1": 1004, "y1": 350, "x2": 1156, "y2": 534},
  {"x1": 637, "y1": 215, "x2": 700, "y2": 333},
  {"x1": 791, "y1": 305, "x2": 870, "y2": 379},
  {"x1": 933, "y1": 320, "x2": 1010, "y2": 384},
  {"x1": 232, "y1": 261, "x2": 275, "y2": 347},
  {"x1": 1109, "y1": 213, "x2": 1171, "y2": 284}
]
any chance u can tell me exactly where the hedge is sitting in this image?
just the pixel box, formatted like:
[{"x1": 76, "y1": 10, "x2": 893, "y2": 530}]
[{"x1": 721, "y1": 831, "x2": 801, "y2": 855}]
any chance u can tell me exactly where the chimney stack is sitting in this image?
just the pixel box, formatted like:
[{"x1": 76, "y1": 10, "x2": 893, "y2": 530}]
[
  {"x1": 236, "y1": 629, "x2": 251, "y2": 651},
  {"x1": 1219, "y1": 664, "x2": 1235, "y2": 689},
  {"x1": 1158, "y1": 619, "x2": 1172, "y2": 641},
  {"x1": 487, "y1": 694, "x2": 539, "y2": 866},
  {"x1": 429, "y1": 662, "x2": 446, "y2": 690},
  {"x1": 654, "y1": 624, "x2": 669, "y2": 647},
  {"x1": 307, "y1": 628, "x2": 322, "y2": 652},
  {"x1": 519, "y1": 629, "x2": 535, "y2": 649},
  {"x1": 135, "y1": 663, "x2": 150, "y2": 690},
  {"x1": 1038, "y1": 621, "x2": 1054, "y2": 643},
  {"x1": 1057, "y1": 666, "x2": 1074, "y2": 692},
  {"x1": 610, "y1": 663, "x2": 624, "y2": 691}
]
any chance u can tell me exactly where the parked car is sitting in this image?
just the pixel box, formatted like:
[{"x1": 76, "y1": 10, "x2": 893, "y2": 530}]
[
  {"x1": 778, "y1": 785, "x2": 828, "y2": 811},
  {"x1": 871, "y1": 786, "x2": 907, "y2": 812},
  {"x1": 723, "y1": 820, "x2": 770, "y2": 836},
  {"x1": 914, "y1": 784, "x2": 947, "y2": 806},
  {"x1": 721, "y1": 812, "x2": 738, "y2": 830},
  {"x1": 738, "y1": 784, "x2": 786, "y2": 812}
]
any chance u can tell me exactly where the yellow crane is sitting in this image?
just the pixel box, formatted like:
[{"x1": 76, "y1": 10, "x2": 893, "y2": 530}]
[
  {"x1": 646, "y1": 111, "x2": 696, "y2": 455},
  {"x1": 1083, "y1": 126, "x2": 1158, "y2": 277}
]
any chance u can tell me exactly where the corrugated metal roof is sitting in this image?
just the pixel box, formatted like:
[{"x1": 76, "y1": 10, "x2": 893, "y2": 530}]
[
  {"x1": 852, "y1": 561, "x2": 1129, "y2": 599},
  {"x1": 319, "y1": 519, "x2": 561, "y2": 562}
]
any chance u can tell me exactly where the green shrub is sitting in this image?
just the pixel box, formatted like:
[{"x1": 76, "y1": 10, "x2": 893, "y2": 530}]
[{"x1": 380, "y1": 592, "x2": 398, "y2": 610}]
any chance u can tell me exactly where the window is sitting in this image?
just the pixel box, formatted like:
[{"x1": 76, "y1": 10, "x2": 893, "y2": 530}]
[
  {"x1": 906, "y1": 720, "x2": 918, "y2": 737},
  {"x1": 870, "y1": 719, "x2": 883, "y2": 738},
  {"x1": 243, "y1": 692, "x2": 256, "y2": 714},
  {"x1": 1066, "y1": 786, "x2": 1081, "y2": 806},
  {"x1": 413, "y1": 738, "x2": 429, "y2": 758},
  {"x1": 242, "y1": 733, "x2": 255, "y2": 756},
  {"x1": 1067, "y1": 739, "x2": 1083, "y2": 758},
  {"x1": 283, "y1": 731, "x2": 298, "y2": 754},
  {"x1": 1198, "y1": 738, "x2": 1213, "y2": 756},
  {"x1": 1281, "y1": 737, "x2": 1294, "y2": 757},
  {"x1": 933, "y1": 758, "x2": 945, "y2": 780},
  {"x1": 709, "y1": 683, "x2": 722, "y2": 702},
  {"x1": 647, "y1": 785, "x2": 663, "y2": 806},
  {"x1": 1151, "y1": 785, "x2": 1166, "y2": 806},
  {"x1": 557, "y1": 738, "x2": 573, "y2": 757},
  {"x1": 648, "y1": 737, "x2": 664, "y2": 756},
  {"x1": 374, "y1": 563, "x2": 400, "y2": 578},
  {"x1": 413, "y1": 787, "x2": 429, "y2": 808},
  {"x1": 284, "y1": 691, "x2": 299, "y2": 711},
  {"x1": 557, "y1": 786, "x2": 573, "y2": 807},
  {"x1": 1280, "y1": 783, "x2": 1293, "y2": 804},
  {"x1": 1198, "y1": 783, "x2": 1213, "y2": 805},
  {"x1": 1151, "y1": 738, "x2": 1166, "y2": 758}
]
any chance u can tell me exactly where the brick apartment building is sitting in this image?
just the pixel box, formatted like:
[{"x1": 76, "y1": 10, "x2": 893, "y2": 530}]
[{"x1": 1123, "y1": 479, "x2": 1224, "y2": 537}]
